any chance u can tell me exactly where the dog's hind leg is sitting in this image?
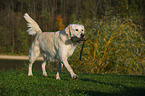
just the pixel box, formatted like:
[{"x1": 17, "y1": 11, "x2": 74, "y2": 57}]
[
  {"x1": 28, "y1": 62, "x2": 33, "y2": 76},
  {"x1": 56, "y1": 62, "x2": 63, "y2": 80},
  {"x1": 42, "y1": 60, "x2": 47, "y2": 76},
  {"x1": 28, "y1": 41, "x2": 40, "y2": 76}
]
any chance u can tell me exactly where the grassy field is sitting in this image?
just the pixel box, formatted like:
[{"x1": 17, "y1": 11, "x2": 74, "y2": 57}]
[{"x1": 0, "y1": 71, "x2": 145, "y2": 96}]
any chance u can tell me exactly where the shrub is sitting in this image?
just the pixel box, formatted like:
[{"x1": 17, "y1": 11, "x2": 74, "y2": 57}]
[{"x1": 70, "y1": 16, "x2": 145, "y2": 75}]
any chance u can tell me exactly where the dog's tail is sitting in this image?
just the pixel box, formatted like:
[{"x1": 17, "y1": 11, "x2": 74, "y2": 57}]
[{"x1": 24, "y1": 13, "x2": 42, "y2": 36}]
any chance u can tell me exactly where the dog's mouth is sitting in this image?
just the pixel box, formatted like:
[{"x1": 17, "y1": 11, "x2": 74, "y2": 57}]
[{"x1": 71, "y1": 36, "x2": 86, "y2": 44}]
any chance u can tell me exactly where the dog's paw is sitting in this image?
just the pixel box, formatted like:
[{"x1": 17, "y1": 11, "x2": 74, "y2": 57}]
[
  {"x1": 28, "y1": 75, "x2": 33, "y2": 76},
  {"x1": 56, "y1": 77, "x2": 61, "y2": 80},
  {"x1": 43, "y1": 73, "x2": 48, "y2": 77},
  {"x1": 43, "y1": 75, "x2": 48, "y2": 77},
  {"x1": 72, "y1": 75, "x2": 78, "y2": 79},
  {"x1": 56, "y1": 74, "x2": 61, "y2": 80},
  {"x1": 28, "y1": 74, "x2": 33, "y2": 76}
]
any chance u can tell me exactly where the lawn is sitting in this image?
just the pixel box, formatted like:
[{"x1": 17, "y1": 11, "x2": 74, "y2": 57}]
[{"x1": 0, "y1": 70, "x2": 145, "y2": 96}]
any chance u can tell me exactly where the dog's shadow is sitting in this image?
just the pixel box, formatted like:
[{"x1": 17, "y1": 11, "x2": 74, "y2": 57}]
[{"x1": 77, "y1": 78, "x2": 145, "y2": 96}]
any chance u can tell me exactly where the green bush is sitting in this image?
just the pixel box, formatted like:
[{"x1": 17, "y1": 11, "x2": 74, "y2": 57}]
[{"x1": 70, "y1": 16, "x2": 145, "y2": 75}]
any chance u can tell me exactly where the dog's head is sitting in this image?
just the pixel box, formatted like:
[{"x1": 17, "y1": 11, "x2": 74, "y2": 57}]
[{"x1": 65, "y1": 24, "x2": 86, "y2": 44}]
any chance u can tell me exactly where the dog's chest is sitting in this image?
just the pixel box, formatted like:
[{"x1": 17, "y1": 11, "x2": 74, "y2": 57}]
[{"x1": 64, "y1": 44, "x2": 77, "y2": 57}]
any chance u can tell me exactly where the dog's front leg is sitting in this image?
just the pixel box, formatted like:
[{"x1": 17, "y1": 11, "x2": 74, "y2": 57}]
[
  {"x1": 62, "y1": 58, "x2": 78, "y2": 79},
  {"x1": 56, "y1": 62, "x2": 63, "y2": 80}
]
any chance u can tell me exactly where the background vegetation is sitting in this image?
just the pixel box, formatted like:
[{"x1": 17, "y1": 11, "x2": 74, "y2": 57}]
[
  {"x1": 71, "y1": 15, "x2": 145, "y2": 75},
  {"x1": 0, "y1": 0, "x2": 144, "y2": 75}
]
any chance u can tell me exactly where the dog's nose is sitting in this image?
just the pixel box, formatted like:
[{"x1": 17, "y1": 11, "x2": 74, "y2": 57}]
[{"x1": 81, "y1": 33, "x2": 85, "y2": 38}]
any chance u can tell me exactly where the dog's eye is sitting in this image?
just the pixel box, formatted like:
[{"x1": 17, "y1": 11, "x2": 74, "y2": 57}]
[{"x1": 75, "y1": 29, "x2": 78, "y2": 31}]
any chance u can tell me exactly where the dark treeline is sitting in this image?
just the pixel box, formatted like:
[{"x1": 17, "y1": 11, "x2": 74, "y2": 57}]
[{"x1": 0, "y1": 0, "x2": 145, "y2": 54}]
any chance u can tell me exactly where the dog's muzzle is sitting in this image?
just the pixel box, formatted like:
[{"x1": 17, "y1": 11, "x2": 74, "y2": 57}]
[{"x1": 71, "y1": 33, "x2": 86, "y2": 43}]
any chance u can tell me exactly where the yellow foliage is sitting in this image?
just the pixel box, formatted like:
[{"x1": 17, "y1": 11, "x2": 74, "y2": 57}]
[
  {"x1": 56, "y1": 14, "x2": 65, "y2": 31},
  {"x1": 70, "y1": 16, "x2": 145, "y2": 75}
]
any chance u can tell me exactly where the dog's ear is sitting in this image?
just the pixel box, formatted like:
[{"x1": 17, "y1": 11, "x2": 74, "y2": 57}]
[{"x1": 65, "y1": 24, "x2": 73, "y2": 39}]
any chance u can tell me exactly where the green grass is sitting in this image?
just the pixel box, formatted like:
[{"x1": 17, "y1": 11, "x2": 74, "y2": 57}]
[{"x1": 0, "y1": 71, "x2": 145, "y2": 96}]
